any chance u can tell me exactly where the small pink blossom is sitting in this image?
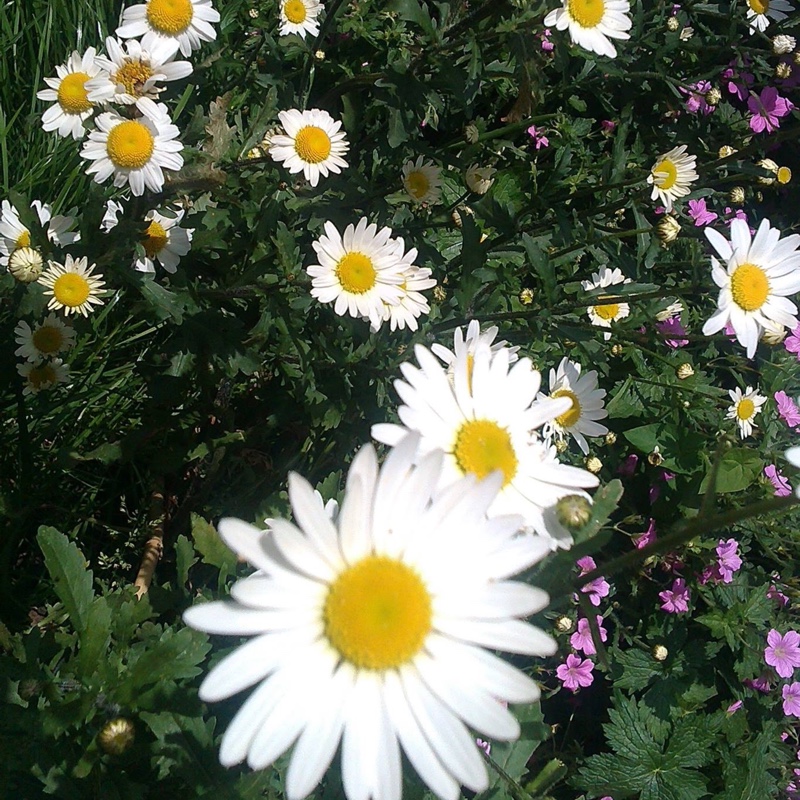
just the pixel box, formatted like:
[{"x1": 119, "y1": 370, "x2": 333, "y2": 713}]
[
  {"x1": 785, "y1": 323, "x2": 800, "y2": 359},
  {"x1": 716, "y1": 538, "x2": 742, "y2": 583},
  {"x1": 600, "y1": 120, "x2": 616, "y2": 135},
  {"x1": 765, "y1": 629, "x2": 800, "y2": 678},
  {"x1": 577, "y1": 556, "x2": 610, "y2": 606},
  {"x1": 635, "y1": 518, "x2": 657, "y2": 549},
  {"x1": 655, "y1": 315, "x2": 689, "y2": 348},
  {"x1": 570, "y1": 615, "x2": 608, "y2": 655},
  {"x1": 476, "y1": 738, "x2": 491, "y2": 756},
  {"x1": 721, "y1": 61, "x2": 754, "y2": 102},
  {"x1": 726, "y1": 700, "x2": 743, "y2": 714},
  {"x1": 768, "y1": 582, "x2": 791, "y2": 606},
  {"x1": 680, "y1": 80, "x2": 716, "y2": 115},
  {"x1": 748, "y1": 87, "x2": 794, "y2": 134},
  {"x1": 743, "y1": 675, "x2": 771, "y2": 693},
  {"x1": 556, "y1": 654, "x2": 595, "y2": 691},
  {"x1": 765, "y1": 465, "x2": 793, "y2": 497},
  {"x1": 775, "y1": 391, "x2": 800, "y2": 429},
  {"x1": 540, "y1": 28, "x2": 554, "y2": 52},
  {"x1": 687, "y1": 198, "x2": 718, "y2": 226},
  {"x1": 618, "y1": 454, "x2": 639, "y2": 477},
  {"x1": 527, "y1": 125, "x2": 550, "y2": 149},
  {"x1": 659, "y1": 578, "x2": 690, "y2": 613},
  {"x1": 783, "y1": 683, "x2": 800, "y2": 717}
]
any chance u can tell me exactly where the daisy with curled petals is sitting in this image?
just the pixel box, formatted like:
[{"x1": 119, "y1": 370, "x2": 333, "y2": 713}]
[
  {"x1": 307, "y1": 218, "x2": 407, "y2": 329},
  {"x1": 372, "y1": 341, "x2": 599, "y2": 548},
  {"x1": 541, "y1": 358, "x2": 608, "y2": 455},
  {"x1": 544, "y1": 0, "x2": 632, "y2": 59},
  {"x1": 116, "y1": 0, "x2": 220, "y2": 59},
  {"x1": 17, "y1": 359, "x2": 70, "y2": 396},
  {"x1": 402, "y1": 157, "x2": 442, "y2": 205},
  {"x1": 184, "y1": 434, "x2": 556, "y2": 800},
  {"x1": 746, "y1": 0, "x2": 794, "y2": 33},
  {"x1": 134, "y1": 208, "x2": 194, "y2": 273},
  {"x1": 582, "y1": 266, "x2": 631, "y2": 340},
  {"x1": 279, "y1": 0, "x2": 323, "y2": 38},
  {"x1": 14, "y1": 314, "x2": 76, "y2": 363},
  {"x1": 702, "y1": 218, "x2": 800, "y2": 358},
  {"x1": 36, "y1": 48, "x2": 102, "y2": 140},
  {"x1": 431, "y1": 319, "x2": 520, "y2": 372},
  {"x1": 0, "y1": 201, "x2": 80, "y2": 266},
  {"x1": 648, "y1": 146, "x2": 698, "y2": 212},
  {"x1": 81, "y1": 104, "x2": 184, "y2": 196},
  {"x1": 86, "y1": 37, "x2": 193, "y2": 118},
  {"x1": 268, "y1": 108, "x2": 349, "y2": 187},
  {"x1": 726, "y1": 385, "x2": 766, "y2": 438},
  {"x1": 38, "y1": 255, "x2": 106, "y2": 317}
]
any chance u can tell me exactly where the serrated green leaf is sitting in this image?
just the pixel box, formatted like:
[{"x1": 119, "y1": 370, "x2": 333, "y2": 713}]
[
  {"x1": 191, "y1": 514, "x2": 238, "y2": 572},
  {"x1": 612, "y1": 648, "x2": 663, "y2": 691},
  {"x1": 77, "y1": 596, "x2": 112, "y2": 679},
  {"x1": 175, "y1": 534, "x2": 198, "y2": 591}
]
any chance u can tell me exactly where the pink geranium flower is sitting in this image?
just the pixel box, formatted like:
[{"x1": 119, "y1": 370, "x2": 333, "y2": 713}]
[
  {"x1": 726, "y1": 700, "x2": 743, "y2": 714},
  {"x1": 765, "y1": 465, "x2": 793, "y2": 497},
  {"x1": 634, "y1": 518, "x2": 657, "y2": 549},
  {"x1": 716, "y1": 538, "x2": 742, "y2": 583},
  {"x1": 577, "y1": 556, "x2": 610, "y2": 606},
  {"x1": 783, "y1": 682, "x2": 800, "y2": 717},
  {"x1": 659, "y1": 578, "x2": 690, "y2": 613},
  {"x1": 768, "y1": 582, "x2": 791, "y2": 606},
  {"x1": 680, "y1": 81, "x2": 715, "y2": 115},
  {"x1": 743, "y1": 675, "x2": 771, "y2": 693},
  {"x1": 785, "y1": 323, "x2": 800, "y2": 360},
  {"x1": 765, "y1": 629, "x2": 800, "y2": 678},
  {"x1": 570, "y1": 615, "x2": 608, "y2": 655},
  {"x1": 775, "y1": 391, "x2": 800, "y2": 429},
  {"x1": 687, "y1": 198, "x2": 718, "y2": 226},
  {"x1": 721, "y1": 61, "x2": 754, "y2": 102},
  {"x1": 655, "y1": 315, "x2": 689, "y2": 348},
  {"x1": 748, "y1": 87, "x2": 794, "y2": 134},
  {"x1": 527, "y1": 125, "x2": 549, "y2": 149},
  {"x1": 556, "y1": 654, "x2": 595, "y2": 691}
]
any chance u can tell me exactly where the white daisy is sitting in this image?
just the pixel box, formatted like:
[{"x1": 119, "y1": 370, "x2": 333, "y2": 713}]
[
  {"x1": 582, "y1": 266, "x2": 631, "y2": 340},
  {"x1": 648, "y1": 146, "x2": 698, "y2": 212},
  {"x1": 372, "y1": 342, "x2": 598, "y2": 548},
  {"x1": 431, "y1": 320, "x2": 520, "y2": 371},
  {"x1": 134, "y1": 208, "x2": 194, "y2": 273},
  {"x1": 746, "y1": 0, "x2": 794, "y2": 33},
  {"x1": 80, "y1": 106, "x2": 184, "y2": 196},
  {"x1": 86, "y1": 37, "x2": 193, "y2": 118},
  {"x1": 785, "y1": 447, "x2": 800, "y2": 497},
  {"x1": 402, "y1": 157, "x2": 442, "y2": 205},
  {"x1": 465, "y1": 165, "x2": 496, "y2": 195},
  {"x1": 30, "y1": 201, "x2": 81, "y2": 247},
  {"x1": 101, "y1": 199, "x2": 125, "y2": 232},
  {"x1": 702, "y1": 218, "x2": 800, "y2": 358},
  {"x1": 542, "y1": 358, "x2": 608, "y2": 455},
  {"x1": 0, "y1": 200, "x2": 80, "y2": 266},
  {"x1": 544, "y1": 0, "x2": 632, "y2": 59},
  {"x1": 8, "y1": 247, "x2": 44, "y2": 283},
  {"x1": 184, "y1": 434, "x2": 556, "y2": 800},
  {"x1": 307, "y1": 218, "x2": 407, "y2": 329},
  {"x1": 36, "y1": 48, "x2": 102, "y2": 140},
  {"x1": 279, "y1": 0, "x2": 323, "y2": 38},
  {"x1": 14, "y1": 314, "x2": 76, "y2": 363},
  {"x1": 38, "y1": 255, "x2": 106, "y2": 317},
  {"x1": 268, "y1": 108, "x2": 349, "y2": 188},
  {"x1": 17, "y1": 359, "x2": 70, "y2": 396},
  {"x1": 726, "y1": 385, "x2": 766, "y2": 438},
  {"x1": 116, "y1": 0, "x2": 220, "y2": 59}
]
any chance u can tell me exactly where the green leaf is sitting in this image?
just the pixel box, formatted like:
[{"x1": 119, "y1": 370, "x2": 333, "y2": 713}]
[
  {"x1": 36, "y1": 527, "x2": 94, "y2": 634},
  {"x1": 571, "y1": 479, "x2": 623, "y2": 545},
  {"x1": 700, "y1": 447, "x2": 763, "y2": 494},
  {"x1": 175, "y1": 534, "x2": 198, "y2": 591},
  {"x1": 612, "y1": 648, "x2": 663, "y2": 691},
  {"x1": 191, "y1": 513, "x2": 238, "y2": 573},
  {"x1": 77, "y1": 596, "x2": 112, "y2": 679}
]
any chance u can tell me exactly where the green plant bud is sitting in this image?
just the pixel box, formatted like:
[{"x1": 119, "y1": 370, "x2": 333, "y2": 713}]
[
  {"x1": 98, "y1": 718, "x2": 136, "y2": 756},
  {"x1": 555, "y1": 495, "x2": 593, "y2": 530}
]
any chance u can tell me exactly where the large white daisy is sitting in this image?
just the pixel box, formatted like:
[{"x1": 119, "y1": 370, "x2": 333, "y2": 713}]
[
  {"x1": 36, "y1": 48, "x2": 102, "y2": 140},
  {"x1": 279, "y1": 0, "x2": 323, "y2": 38},
  {"x1": 183, "y1": 435, "x2": 555, "y2": 800},
  {"x1": 726, "y1": 385, "x2": 766, "y2": 438},
  {"x1": 372, "y1": 341, "x2": 598, "y2": 548},
  {"x1": 746, "y1": 0, "x2": 794, "y2": 33},
  {"x1": 116, "y1": 0, "x2": 220, "y2": 59},
  {"x1": 80, "y1": 105, "x2": 184, "y2": 196},
  {"x1": 542, "y1": 358, "x2": 608, "y2": 455},
  {"x1": 134, "y1": 208, "x2": 194, "y2": 273},
  {"x1": 14, "y1": 314, "x2": 76, "y2": 363},
  {"x1": 307, "y1": 218, "x2": 407, "y2": 329},
  {"x1": 268, "y1": 108, "x2": 349, "y2": 188},
  {"x1": 38, "y1": 255, "x2": 106, "y2": 317},
  {"x1": 582, "y1": 266, "x2": 631, "y2": 339},
  {"x1": 86, "y1": 36, "x2": 193, "y2": 118},
  {"x1": 402, "y1": 157, "x2": 442, "y2": 205},
  {"x1": 544, "y1": 0, "x2": 632, "y2": 59},
  {"x1": 702, "y1": 218, "x2": 800, "y2": 358},
  {"x1": 648, "y1": 146, "x2": 698, "y2": 212}
]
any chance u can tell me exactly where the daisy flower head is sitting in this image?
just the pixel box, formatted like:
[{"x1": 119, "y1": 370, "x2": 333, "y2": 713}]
[
  {"x1": 268, "y1": 108, "x2": 349, "y2": 188},
  {"x1": 648, "y1": 146, "x2": 698, "y2": 212},
  {"x1": 702, "y1": 218, "x2": 800, "y2": 358},
  {"x1": 542, "y1": 358, "x2": 608, "y2": 455},
  {"x1": 38, "y1": 255, "x2": 106, "y2": 317},
  {"x1": 371, "y1": 342, "x2": 599, "y2": 548},
  {"x1": 582, "y1": 266, "x2": 631, "y2": 340},
  {"x1": 0, "y1": 200, "x2": 80, "y2": 267},
  {"x1": 403, "y1": 157, "x2": 442, "y2": 205},
  {"x1": 746, "y1": 0, "x2": 794, "y2": 33},
  {"x1": 86, "y1": 37, "x2": 193, "y2": 118},
  {"x1": 543, "y1": 0, "x2": 632, "y2": 59},
  {"x1": 116, "y1": 0, "x2": 220, "y2": 59},
  {"x1": 726, "y1": 385, "x2": 767, "y2": 438},
  {"x1": 36, "y1": 48, "x2": 102, "y2": 140},
  {"x1": 8, "y1": 247, "x2": 44, "y2": 283},
  {"x1": 465, "y1": 165, "x2": 496, "y2": 195},
  {"x1": 135, "y1": 208, "x2": 194, "y2": 273},
  {"x1": 431, "y1": 320, "x2": 520, "y2": 374},
  {"x1": 183, "y1": 434, "x2": 556, "y2": 800},
  {"x1": 17, "y1": 358, "x2": 70, "y2": 396},
  {"x1": 307, "y1": 218, "x2": 407, "y2": 329},
  {"x1": 279, "y1": 0, "x2": 323, "y2": 38},
  {"x1": 81, "y1": 106, "x2": 184, "y2": 196},
  {"x1": 14, "y1": 314, "x2": 76, "y2": 363}
]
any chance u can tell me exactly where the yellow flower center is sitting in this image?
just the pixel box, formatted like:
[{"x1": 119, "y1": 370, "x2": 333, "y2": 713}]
[
  {"x1": 284, "y1": 0, "x2": 308, "y2": 23},
  {"x1": 114, "y1": 61, "x2": 155, "y2": 96},
  {"x1": 736, "y1": 398, "x2": 755, "y2": 420},
  {"x1": 28, "y1": 364, "x2": 57, "y2": 389},
  {"x1": 748, "y1": 0, "x2": 769, "y2": 13},
  {"x1": 57, "y1": 72, "x2": 92, "y2": 114},
  {"x1": 294, "y1": 125, "x2": 332, "y2": 164},
  {"x1": 53, "y1": 273, "x2": 90, "y2": 308},
  {"x1": 552, "y1": 388, "x2": 582, "y2": 428},
  {"x1": 324, "y1": 555, "x2": 432, "y2": 670},
  {"x1": 594, "y1": 301, "x2": 620, "y2": 321},
  {"x1": 730, "y1": 262, "x2": 769, "y2": 312},
  {"x1": 567, "y1": 0, "x2": 606, "y2": 27},
  {"x1": 146, "y1": 0, "x2": 194, "y2": 34},
  {"x1": 653, "y1": 158, "x2": 678, "y2": 191},
  {"x1": 143, "y1": 220, "x2": 169, "y2": 257},
  {"x1": 336, "y1": 252, "x2": 377, "y2": 294},
  {"x1": 453, "y1": 418, "x2": 518, "y2": 486},
  {"x1": 15, "y1": 230, "x2": 31, "y2": 248},
  {"x1": 32, "y1": 325, "x2": 64, "y2": 354},
  {"x1": 106, "y1": 120, "x2": 155, "y2": 169},
  {"x1": 405, "y1": 170, "x2": 430, "y2": 200},
  {"x1": 777, "y1": 166, "x2": 792, "y2": 185}
]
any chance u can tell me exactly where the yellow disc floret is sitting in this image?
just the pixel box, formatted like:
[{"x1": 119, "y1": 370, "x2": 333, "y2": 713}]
[
  {"x1": 594, "y1": 301, "x2": 620, "y2": 321},
  {"x1": 143, "y1": 220, "x2": 169, "y2": 257},
  {"x1": 284, "y1": 0, "x2": 308, "y2": 23},
  {"x1": 27, "y1": 364, "x2": 57, "y2": 390},
  {"x1": 748, "y1": 0, "x2": 769, "y2": 13},
  {"x1": 336, "y1": 252, "x2": 376, "y2": 294},
  {"x1": 32, "y1": 325, "x2": 64, "y2": 355},
  {"x1": 114, "y1": 61, "x2": 155, "y2": 96},
  {"x1": 405, "y1": 171, "x2": 430, "y2": 200},
  {"x1": 567, "y1": 0, "x2": 606, "y2": 27},
  {"x1": 324, "y1": 555, "x2": 432, "y2": 670},
  {"x1": 653, "y1": 159, "x2": 678, "y2": 190},
  {"x1": 106, "y1": 120, "x2": 155, "y2": 169},
  {"x1": 146, "y1": 0, "x2": 194, "y2": 34},
  {"x1": 454, "y1": 418, "x2": 518, "y2": 486},
  {"x1": 15, "y1": 230, "x2": 31, "y2": 248},
  {"x1": 294, "y1": 125, "x2": 332, "y2": 163},
  {"x1": 53, "y1": 274, "x2": 91, "y2": 308},
  {"x1": 552, "y1": 388, "x2": 582, "y2": 429},
  {"x1": 57, "y1": 72, "x2": 92, "y2": 114},
  {"x1": 737, "y1": 398, "x2": 755, "y2": 420},
  {"x1": 730, "y1": 262, "x2": 769, "y2": 312}
]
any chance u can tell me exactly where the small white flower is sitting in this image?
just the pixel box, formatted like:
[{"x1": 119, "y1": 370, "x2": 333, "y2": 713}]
[
  {"x1": 544, "y1": 0, "x2": 632, "y2": 58},
  {"x1": 17, "y1": 358, "x2": 71, "y2": 395},
  {"x1": 431, "y1": 320, "x2": 520, "y2": 372},
  {"x1": 0, "y1": 200, "x2": 80, "y2": 266},
  {"x1": 648, "y1": 146, "x2": 698, "y2": 212},
  {"x1": 14, "y1": 314, "x2": 76, "y2": 363},
  {"x1": 746, "y1": 0, "x2": 794, "y2": 34},
  {"x1": 402, "y1": 157, "x2": 442, "y2": 204},
  {"x1": 279, "y1": 0, "x2": 323, "y2": 38},
  {"x1": 772, "y1": 33, "x2": 796, "y2": 53},
  {"x1": 582, "y1": 266, "x2": 631, "y2": 340},
  {"x1": 38, "y1": 255, "x2": 107, "y2": 317},
  {"x1": 465, "y1": 164, "x2": 496, "y2": 195},
  {"x1": 134, "y1": 208, "x2": 194, "y2": 273},
  {"x1": 655, "y1": 300, "x2": 684, "y2": 321},
  {"x1": 726, "y1": 385, "x2": 766, "y2": 438}
]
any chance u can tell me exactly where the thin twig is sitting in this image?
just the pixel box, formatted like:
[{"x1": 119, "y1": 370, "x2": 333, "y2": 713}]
[{"x1": 134, "y1": 490, "x2": 166, "y2": 599}]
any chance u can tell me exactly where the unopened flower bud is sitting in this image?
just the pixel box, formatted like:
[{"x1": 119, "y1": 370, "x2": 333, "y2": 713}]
[
  {"x1": 604, "y1": 431, "x2": 617, "y2": 445},
  {"x1": 761, "y1": 320, "x2": 786, "y2": 345},
  {"x1": 679, "y1": 26, "x2": 694, "y2": 41},
  {"x1": 98, "y1": 717, "x2": 136, "y2": 756},
  {"x1": 464, "y1": 123, "x2": 480, "y2": 144},
  {"x1": 519, "y1": 288, "x2": 534, "y2": 305},
  {"x1": 718, "y1": 145, "x2": 736, "y2": 158},
  {"x1": 657, "y1": 215, "x2": 681, "y2": 244},
  {"x1": 795, "y1": 51, "x2": 800, "y2": 65},
  {"x1": 776, "y1": 62, "x2": 792, "y2": 79},
  {"x1": 757, "y1": 158, "x2": 779, "y2": 185},
  {"x1": 773, "y1": 34, "x2": 796, "y2": 54},
  {"x1": 555, "y1": 438, "x2": 568, "y2": 453},
  {"x1": 610, "y1": 343, "x2": 623, "y2": 356},
  {"x1": 647, "y1": 446, "x2": 663, "y2": 467},
  {"x1": 554, "y1": 615, "x2": 574, "y2": 633},
  {"x1": 585, "y1": 456, "x2": 602, "y2": 474},
  {"x1": 705, "y1": 87, "x2": 722, "y2": 106},
  {"x1": 451, "y1": 206, "x2": 473, "y2": 228},
  {"x1": 246, "y1": 147, "x2": 263, "y2": 159},
  {"x1": 465, "y1": 164, "x2": 496, "y2": 195},
  {"x1": 666, "y1": 15, "x2": 679, "y2": 31},
  {"x1": 248, "y1": 7, "x2": 259, "y2": 18},
  {"x1": 676, "y1": 363, "x2": 694, "y2": 379},
  {"x1": 777, "y1": 166, "x2": 792, "y2": 185},
  {"x1": 9, "y1": 247, "x2": 43, "y2": 283},
  {"x1": 555, "y1": 495, "x2": 593, "y2": 530},
  {"x1": 652, "y1": 644, "x2": 669, "y2": 662},
  {"x1": 729, "y1": 186, "x2": 745, "y2": 205},
  {"x1": 432, "y1": 285, "x2": 446, "y2": 302},
  {"x1": 314, "y1": 50, "x2": 326, "y2": 61},
  {"x1": 18, "y1": 679, "x2": 42, "y2": 700}
]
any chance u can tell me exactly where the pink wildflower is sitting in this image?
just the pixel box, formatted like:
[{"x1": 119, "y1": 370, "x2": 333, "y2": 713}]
[
  {"x1": 785, "y1": 323, "x2": 800, "y2": 360},
  {"x1": 476, "y1": 738, "x2": 491, "y2": 756},
  {"x1": 556, "y1": 654, "x2": 595, "y2": 691},
  {"x1": 783, "y1": 683, "x2": 800, "y2": 717},
  {"x1": 687, "y1": 198, "x2": 718, "y2": 226},
  {"x1": 768, "y1": 582, "x2": 791, "y2": 606},
  {"x1": 743, "y1": 675, "x2": 771, "y2": 693},
  {"x1": 716, "y1": 538, "x2": 742, "y2": 583},
  {"x1": 618, "y1": 454, "x2": 639, "y2": 477},
  {"x1": 765, "y1": 465, "x2": 793, "y2": 497},
  {"x1": 765, "y1": 629, "x2": 800, "y2": 678},
  {"x1": 577, "y1": 556, "x2": 610, "y2": 606},
  {"x1": 726, "y1": 700, "x2": 743, "y2": 714},
  {"x1": 570, "y1": 615, "x2": 608, "y2": 655},
  {"x1": 540, "y1": 28, "x2": 554, "y2": 52},
  {"x1": 635, "y1": 518, "x2": 657, "y2": 549},
  {"x1": 721, "y1": 62, "x2": 754, "y2": 102},
  {"x1": 527, "y1": 125, "x2": 549, "y2": 149},
  {"x1": 680, "y1": 80, "x2": 715, "y2": 115},
  {"x1": 600, "y1": 120, "x2": 616, "y2": 135},
  {"x1": 775, "y1": 391, "x2": 800, "y2": 429},
  {"x1": 659, "y1": 578, "x2": 690, "y2": 613},
  {"x1": 748, "y1": 87, "x2": 794, "y2": 134},
  {"x1": 655, "y1": 315, "x2": 689, "y2": 348}
]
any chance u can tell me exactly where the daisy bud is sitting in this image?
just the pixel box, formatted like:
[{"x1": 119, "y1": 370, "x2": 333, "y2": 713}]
[
  {"x1": 8, "y1": 247, "x2": 44, "y2": 283},
  {"x1": 585, "y1": 456, "x2": 602, "y2": 474},
  {"x1": 554, "y1": 615, "x2": 574, "y2": 634},
  {"x1": 761, "y1": 320, "x2": 787, "y2": 345},
  {"x1": 755, "y1": 190, "x2": 764, "y2": 202},
  {"x1": 465, "y1": 164, "x2": 496, "y2": 195},
  {"x1": 666, "y1": 15, "x2": 679, "y2": 31},
  {"x1": 248, "y1": 7, "x2": 259, "y2": 17},
  {"x1": 728, "y1": 186, "x2": 745, "y2": 205},
  {"x1": 519, "y1": 288, "x2": 534, "y2": 305},
  {"x1": 776, "y1": 62, "x2": 792, "y2": 79},
  {"x1": 611, "y1": 344, "x2": 623, "y2": 356},
  {"x1": 657, "y1": 215, "x2": 681, "y2": 244},
  {"x1": 718, "y1": 145, "x2": 737, "y2": 158},
  {"x1": 795, "y1": 51, "x2": 800, "y2": 65},
  {"x1": 705, "y1": 87, "x2": 722, "y2": 106},
  {"x1": 432, "y1": 285, "x2": 446, "y2": 302},
  {"x1": 555, "y1": 495, "x2": 593, "y2": 531},
  {"x1": 773, "y1": 34, "x2": 796, "y2": 54},
  {"x1": 604, "y1": 431, "x2": 617, "y2": 445},
  {"x1": 464, "y1": 123, "x2": 480, "y2": 144},
  {"x1": 314, "y1": 50, "x2": 326, "y2": 61},
  {"x1": 555, "y1": 438, "x2": 568, "y2": 454},
  {"x1": 97, "y1": 717, "x2": 135, "y2": 756},
  {"x1": 777, "y1": 166, "x2": 792, "y2": 185},
  {"x1": 651, "y1": 644, "x2": 669, "y2": 662},
  {"x1": 246, "y1": 147, "x2": 263, "y2": 159},
  {"x1": 757, "y1": 159, "x2": 779, "y2": 185},
  {"x1": 679, "y1": 26, "x2": 694, "y2": 40},
  {"x1": 676, "y1": 363, "x2": 694, "y2": 379},
  {"x1": 647, "y1": 447, "x2": 663, "y2": 467}
]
